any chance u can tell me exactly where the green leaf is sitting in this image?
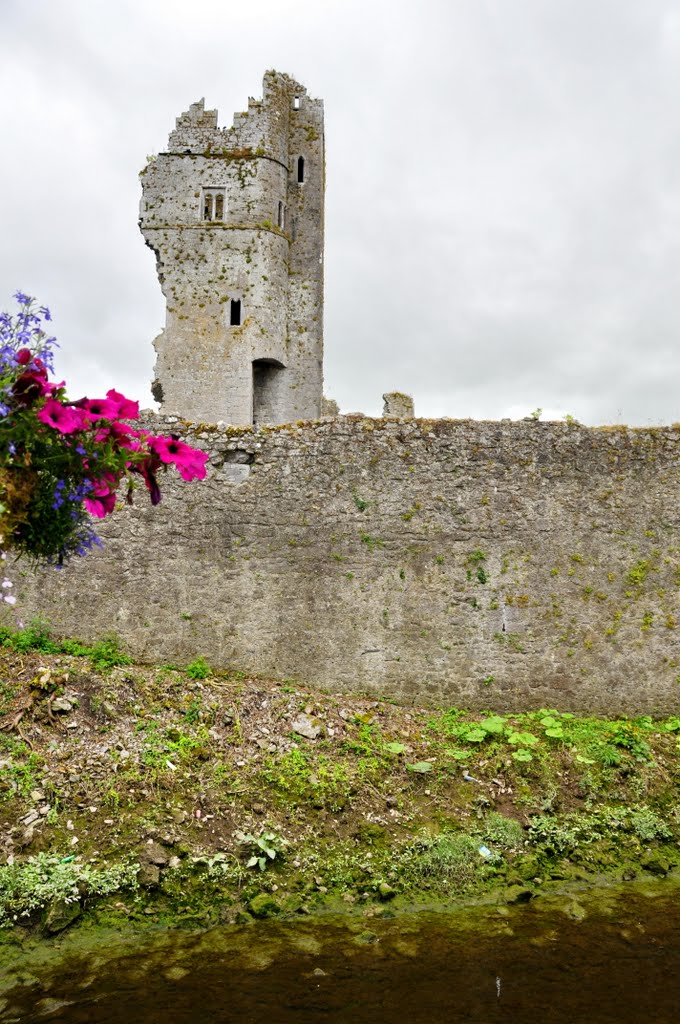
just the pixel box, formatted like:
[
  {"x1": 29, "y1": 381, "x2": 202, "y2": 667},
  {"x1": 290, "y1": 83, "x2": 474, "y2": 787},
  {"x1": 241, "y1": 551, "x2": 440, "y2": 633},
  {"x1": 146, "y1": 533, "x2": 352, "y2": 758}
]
[
  {"x1": 464, "y1": 727, "x2": 487, "y2": 743},
  {"x1": 540, "y1": 716, "x2": 561, "y2": 729},
  {"x1": 575, "y1": 754, "x2": 595, "y2": 764},
  {"x1": 385, "y1": 741, "x2": 407, "y2": 754},
  {"x1": 544, "y1": 727, "x2": 564, "y2": 739},
  {"x1": 480, "y1": 716, "x2": 505, "y2": 735},
  {"x1": 507, "y1": 731, "x2": 539, "y2": 746},
  {"x1": 511, "y1": 748, "x2": 533, "y2": 762},
  {"x1": 445, "y1": 748, "x2": 470, "y2": 760},
  {"x1": 406, "y1": 761, "x2": 433, "y2": 773}
]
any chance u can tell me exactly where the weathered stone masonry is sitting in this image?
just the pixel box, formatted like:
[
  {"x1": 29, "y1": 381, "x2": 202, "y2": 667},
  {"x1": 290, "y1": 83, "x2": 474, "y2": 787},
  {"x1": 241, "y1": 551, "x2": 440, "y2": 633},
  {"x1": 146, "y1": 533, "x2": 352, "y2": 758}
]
[
  {"x1": 14, "y1": 417, "x2": 680, "y2": 715},
  {"x1": 139, "y1": 71, "x2": 324, "y2": 427}
]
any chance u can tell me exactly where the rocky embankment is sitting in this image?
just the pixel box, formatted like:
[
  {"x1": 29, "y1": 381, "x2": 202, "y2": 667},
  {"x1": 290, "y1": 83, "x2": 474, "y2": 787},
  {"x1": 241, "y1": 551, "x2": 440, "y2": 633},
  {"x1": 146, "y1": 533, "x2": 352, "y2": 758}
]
[{"x1": 1, "y1": 628, "x2": 680, "y2": 945}]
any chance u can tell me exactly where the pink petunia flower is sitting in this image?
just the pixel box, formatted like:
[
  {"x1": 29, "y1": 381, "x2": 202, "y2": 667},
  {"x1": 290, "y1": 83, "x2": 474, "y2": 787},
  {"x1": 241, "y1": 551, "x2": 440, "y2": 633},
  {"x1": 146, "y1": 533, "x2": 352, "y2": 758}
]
[
  {"x1": 37, "y1": 399, "x2": 88, "y2": 434},
  {"x1": 150, "y1": 436, "x2": 209, "y2": 481},
  {"x1": 77, "y1": 397, "x2": 121, "y2": 421},
  {"x1": 84, "y1": 474, "x2": 118, "y2": 518},
  {"x1": 106, "y1": 389, "x2": 140, "y2": 420}
]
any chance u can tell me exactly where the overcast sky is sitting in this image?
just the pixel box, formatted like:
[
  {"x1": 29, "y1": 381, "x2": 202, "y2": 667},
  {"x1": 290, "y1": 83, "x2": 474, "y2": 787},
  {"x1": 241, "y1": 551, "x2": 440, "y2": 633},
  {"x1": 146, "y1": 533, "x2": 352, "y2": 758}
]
[{"x1": 2, "y1": 0, "x2": 680, "y2": 424}]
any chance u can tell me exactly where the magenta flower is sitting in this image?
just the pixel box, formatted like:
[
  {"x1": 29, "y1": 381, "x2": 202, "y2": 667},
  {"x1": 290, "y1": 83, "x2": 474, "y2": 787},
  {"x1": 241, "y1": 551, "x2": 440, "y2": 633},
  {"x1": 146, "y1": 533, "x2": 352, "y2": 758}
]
[
  {"x1": 84, "y1": 474, "x2": 118, "y2": 518},
  {"x1": 106, "y1": 389, "x2": 140, "y2": 419},
  {"x1": 150, "y1": 436, "x2": 209, "y2": 481},
  {"x1": 37, "y1": 399, "x2": 88, "y2": 434},
  {"x1": 76, "y1": 397, "x2": 121, "y2": 421}
]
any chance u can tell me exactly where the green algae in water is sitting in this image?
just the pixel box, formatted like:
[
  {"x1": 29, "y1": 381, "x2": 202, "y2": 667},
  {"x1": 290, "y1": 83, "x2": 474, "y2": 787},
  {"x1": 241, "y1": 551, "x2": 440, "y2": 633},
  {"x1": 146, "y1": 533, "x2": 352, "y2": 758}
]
[{"x1": 2, "y1": 880, "x2": 680, "y2": 1023}]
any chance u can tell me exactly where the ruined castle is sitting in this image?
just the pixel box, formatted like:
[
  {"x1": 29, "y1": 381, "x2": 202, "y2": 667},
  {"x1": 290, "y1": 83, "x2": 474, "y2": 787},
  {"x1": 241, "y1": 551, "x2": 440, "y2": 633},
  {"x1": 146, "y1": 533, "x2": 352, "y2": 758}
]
[
  {"x1": 14, "y1": 73, "x2": 680, "y2": 715},
  {"x1": 139, "y1": 71, "x2": 324, "y2": 426}
]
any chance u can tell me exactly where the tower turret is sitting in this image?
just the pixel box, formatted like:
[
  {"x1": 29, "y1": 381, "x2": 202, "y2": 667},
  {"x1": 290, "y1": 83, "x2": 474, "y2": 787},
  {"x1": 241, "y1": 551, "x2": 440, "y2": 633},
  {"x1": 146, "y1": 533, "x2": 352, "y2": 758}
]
[{"x1": 139, "y1": 71, "x2": 324, "y2": 425}]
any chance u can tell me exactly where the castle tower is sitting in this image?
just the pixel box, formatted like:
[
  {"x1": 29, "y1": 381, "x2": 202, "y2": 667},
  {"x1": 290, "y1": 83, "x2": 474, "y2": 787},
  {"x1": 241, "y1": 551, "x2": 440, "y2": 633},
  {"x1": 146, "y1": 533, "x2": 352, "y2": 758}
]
[{"x1": 139, "y1": 71, "x2": 324, "y2": 425}]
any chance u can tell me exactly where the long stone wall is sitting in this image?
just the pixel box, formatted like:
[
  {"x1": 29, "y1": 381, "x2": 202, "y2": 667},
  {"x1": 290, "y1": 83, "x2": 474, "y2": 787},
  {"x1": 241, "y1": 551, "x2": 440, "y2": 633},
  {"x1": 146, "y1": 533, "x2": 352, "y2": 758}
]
[{"x1": 12, "y1": 416, "x2": 680, "y2": 714}]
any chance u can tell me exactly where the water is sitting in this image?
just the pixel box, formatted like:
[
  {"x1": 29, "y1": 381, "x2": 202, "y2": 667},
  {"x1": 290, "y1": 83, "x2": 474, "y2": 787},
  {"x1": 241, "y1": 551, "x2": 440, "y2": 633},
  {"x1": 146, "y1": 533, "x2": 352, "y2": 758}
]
[{"x1": 3, "y1": 882, "x2": 680, "y2": 1023}]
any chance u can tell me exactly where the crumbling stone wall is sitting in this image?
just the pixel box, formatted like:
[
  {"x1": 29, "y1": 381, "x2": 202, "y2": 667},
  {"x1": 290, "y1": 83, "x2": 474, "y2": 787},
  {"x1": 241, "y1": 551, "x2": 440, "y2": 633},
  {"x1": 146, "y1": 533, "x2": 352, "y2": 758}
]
[
  {"x1": 139, "y1": 71, "x2": 324, "y2": 426},
  {"x1": 13, "y1": 417, "x2": 680, "y2": 715}
]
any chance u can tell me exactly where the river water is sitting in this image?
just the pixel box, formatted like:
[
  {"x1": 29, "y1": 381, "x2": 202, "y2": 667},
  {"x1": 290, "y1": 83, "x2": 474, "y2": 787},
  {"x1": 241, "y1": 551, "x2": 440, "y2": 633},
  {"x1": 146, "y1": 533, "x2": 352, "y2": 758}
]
[{"x1": 2, "y1": 882, "x2": 680, "y2": 1023}]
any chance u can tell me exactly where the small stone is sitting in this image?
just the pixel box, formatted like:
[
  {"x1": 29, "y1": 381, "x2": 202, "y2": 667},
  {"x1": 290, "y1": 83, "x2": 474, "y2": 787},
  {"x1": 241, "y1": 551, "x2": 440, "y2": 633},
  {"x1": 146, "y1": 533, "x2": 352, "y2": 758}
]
[
  {"x1": 51, "y1": 697, "x2": 73, "y2": 713},
  {"x1": 291, "y1": 714, "x2": 322, "y2": 740},
  {"x1": 30, "y1": 790, "x2": 45, "y2": 802},
  {"x1": 385, "y1": 796, "x2": 398, "y2": 808},
  {"x1": 504, "y1": 885, "x2": 534, "y2": 905},
  {"x1": 641, "y1": 853, "x2": 672, "y2": 876},
  {"x1": 377, "y1": 882, "x2": 396, "y2": 901},
  {"x1": 168, "y1": 856, "x2": 181, "y2": 869},
  {"x1": 137, "y1": 863, "x2": 160, "y2": 887},
  {"x1": 248, "y1": 893, "x2": 281, "y2": 919},
  {"x1": 252, "y1": 804, "x2": 265, "y2": 815},
  {"x1": 143, "y1": 841, "x2": 170, "y2": 867},
  {"x1": 43, "y1": 898, "x2": 81, "y2": 935}
]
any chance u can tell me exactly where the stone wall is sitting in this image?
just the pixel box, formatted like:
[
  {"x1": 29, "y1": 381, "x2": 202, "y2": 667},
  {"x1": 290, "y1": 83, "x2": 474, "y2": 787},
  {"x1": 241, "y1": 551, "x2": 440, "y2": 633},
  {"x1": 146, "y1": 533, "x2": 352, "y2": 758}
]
[{"x1": 13, "y1": 416, "x2": 680, "y2": 714}]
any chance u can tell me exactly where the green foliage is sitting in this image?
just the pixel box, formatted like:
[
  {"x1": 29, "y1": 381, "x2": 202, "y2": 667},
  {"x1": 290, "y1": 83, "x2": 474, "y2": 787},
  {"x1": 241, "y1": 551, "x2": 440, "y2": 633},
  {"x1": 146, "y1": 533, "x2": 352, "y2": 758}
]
[
  {"x1": 235, "y1": 830, "x2": 289, "y2": 871},
  {"x1": 0, "y1": 617, "x2": 59, "y2": 653},
  {"x1": 87, "y1": 634, "x2": 133, "y2": 671},
  {"x1": 352, "y1": 492, "x2": 369, "y2": 512},
  {"x1": 0, "y1": 854, "x2": 138, "y2": 925},
  {"x1": 0, "y1": 621, "x2": 131, "y2": 671},
  {"x1": 0, "y1": 738, "x2": 44, "y2": 798},
  {"x1": 480, "y1": 812, "x2": 525, "y2": 850},
  {"x1": 401, "y1": 832, "x2": 486, "y2": 891},
  {"x1": 627, "y1": 560, "x2": 650, "y2": 587},
  {"x1": 185, "y1": 657, "x2": 211, "y2": 680}
]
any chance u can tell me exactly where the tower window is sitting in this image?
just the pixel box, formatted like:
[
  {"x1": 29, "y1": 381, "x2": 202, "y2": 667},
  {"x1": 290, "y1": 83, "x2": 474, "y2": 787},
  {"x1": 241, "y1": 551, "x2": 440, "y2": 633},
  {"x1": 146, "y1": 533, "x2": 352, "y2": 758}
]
[
  {"x1": 277, "y1": 201, "x2": 287, "y2": 229},
  {"x1": 230, "y1": 299, "x2": 242, "y2": 326},
  {"x1": 297, "y1": 156, "x2": 305, "y2": 183},
  {"x1": 201, "y1": 188, "x2": 226, "y2": 221},
  {"x1": 293, "y1": 95, "x2": 300, "y2": 110},
  {"x1": 277, "y1": 201, "x2": 283, "y2": 227}
]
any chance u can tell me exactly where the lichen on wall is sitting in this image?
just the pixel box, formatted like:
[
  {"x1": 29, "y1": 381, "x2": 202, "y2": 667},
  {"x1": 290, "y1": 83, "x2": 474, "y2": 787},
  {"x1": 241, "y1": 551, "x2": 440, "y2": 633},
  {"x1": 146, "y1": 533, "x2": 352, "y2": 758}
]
[{"x1": 14, "y1": 416, "x2": 680, "y2": 715}]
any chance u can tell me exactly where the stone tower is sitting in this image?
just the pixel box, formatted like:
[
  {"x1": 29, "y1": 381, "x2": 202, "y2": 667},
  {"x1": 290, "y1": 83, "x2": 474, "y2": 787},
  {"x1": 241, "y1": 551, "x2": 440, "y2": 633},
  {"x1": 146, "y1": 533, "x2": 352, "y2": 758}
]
[{"x1": 139, "y1": 71, "x2": 324, "y2": 426}]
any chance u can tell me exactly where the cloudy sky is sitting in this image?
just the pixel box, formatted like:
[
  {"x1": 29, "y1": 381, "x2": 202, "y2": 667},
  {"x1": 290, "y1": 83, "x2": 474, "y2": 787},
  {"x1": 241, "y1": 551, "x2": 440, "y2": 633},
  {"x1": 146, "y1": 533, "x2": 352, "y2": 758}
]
[{"x1": 2, "y1": 0, "x2": 680, "y2": 424}]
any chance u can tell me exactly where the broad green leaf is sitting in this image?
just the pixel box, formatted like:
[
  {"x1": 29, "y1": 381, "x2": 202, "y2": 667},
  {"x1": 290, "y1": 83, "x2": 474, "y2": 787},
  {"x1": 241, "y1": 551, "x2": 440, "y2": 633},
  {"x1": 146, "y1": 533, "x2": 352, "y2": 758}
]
[
  {"x1": 507, "y1": 731, "x2": 539, "y2": 746},
  {"x1": 464, "y1": 727, "x2": 487, "y2": 743},
  {"x1": 544, "y1": 727, "x2": 564, "y2": 739},
  {"x1": 445, "y1": 748, "x2": 470, "y2": 760},
  {"x1": 407, "y1": 761, "x2": 433, "y2": 773},
  {"x1": 511, "y1": 748, "x2": 533, "y2": 762},
  {"x1": 385, "y1": 741, "x2": 407, "y2": 754},
  {"x1": 480, "y1": 716, "x2": 505, "y2": 735}
]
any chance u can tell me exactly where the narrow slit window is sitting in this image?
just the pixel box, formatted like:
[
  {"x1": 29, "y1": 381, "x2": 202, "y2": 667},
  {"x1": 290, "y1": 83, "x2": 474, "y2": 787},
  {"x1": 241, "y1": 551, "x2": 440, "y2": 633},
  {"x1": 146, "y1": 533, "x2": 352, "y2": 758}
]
[
  {"x1": 277, "y1": 201, "x2": 283, "y2": 228},
  {"x1": 203, "y1": 193, "x2": 213, "y2": 221},
  {"x1": 293, "y1": 95, "x2": 300, "y2": 110},
  {"x1": 297, "y1": 156, "x2": 305, "y2": 183},
  {"x1": 230, "y1": 299, "x2": 242, "y2": 326},
  {"x1": 214, "y1": 193, "x2": 224, "y2": 219}
]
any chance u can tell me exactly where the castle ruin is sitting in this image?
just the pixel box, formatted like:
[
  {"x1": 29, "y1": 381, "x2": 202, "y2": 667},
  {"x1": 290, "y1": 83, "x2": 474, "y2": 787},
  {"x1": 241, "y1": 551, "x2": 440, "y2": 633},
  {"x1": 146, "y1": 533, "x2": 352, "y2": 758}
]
[{"x1": 139, "y1": 71, "x2": 324, "y2": 426}]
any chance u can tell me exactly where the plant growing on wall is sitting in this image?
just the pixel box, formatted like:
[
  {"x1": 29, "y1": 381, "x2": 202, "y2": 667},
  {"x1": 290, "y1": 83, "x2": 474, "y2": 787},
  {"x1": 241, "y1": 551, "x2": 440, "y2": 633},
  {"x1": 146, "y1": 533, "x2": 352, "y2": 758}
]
[{"x1": 0, "y1": 292, "x2": 209, "y2": 570}]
